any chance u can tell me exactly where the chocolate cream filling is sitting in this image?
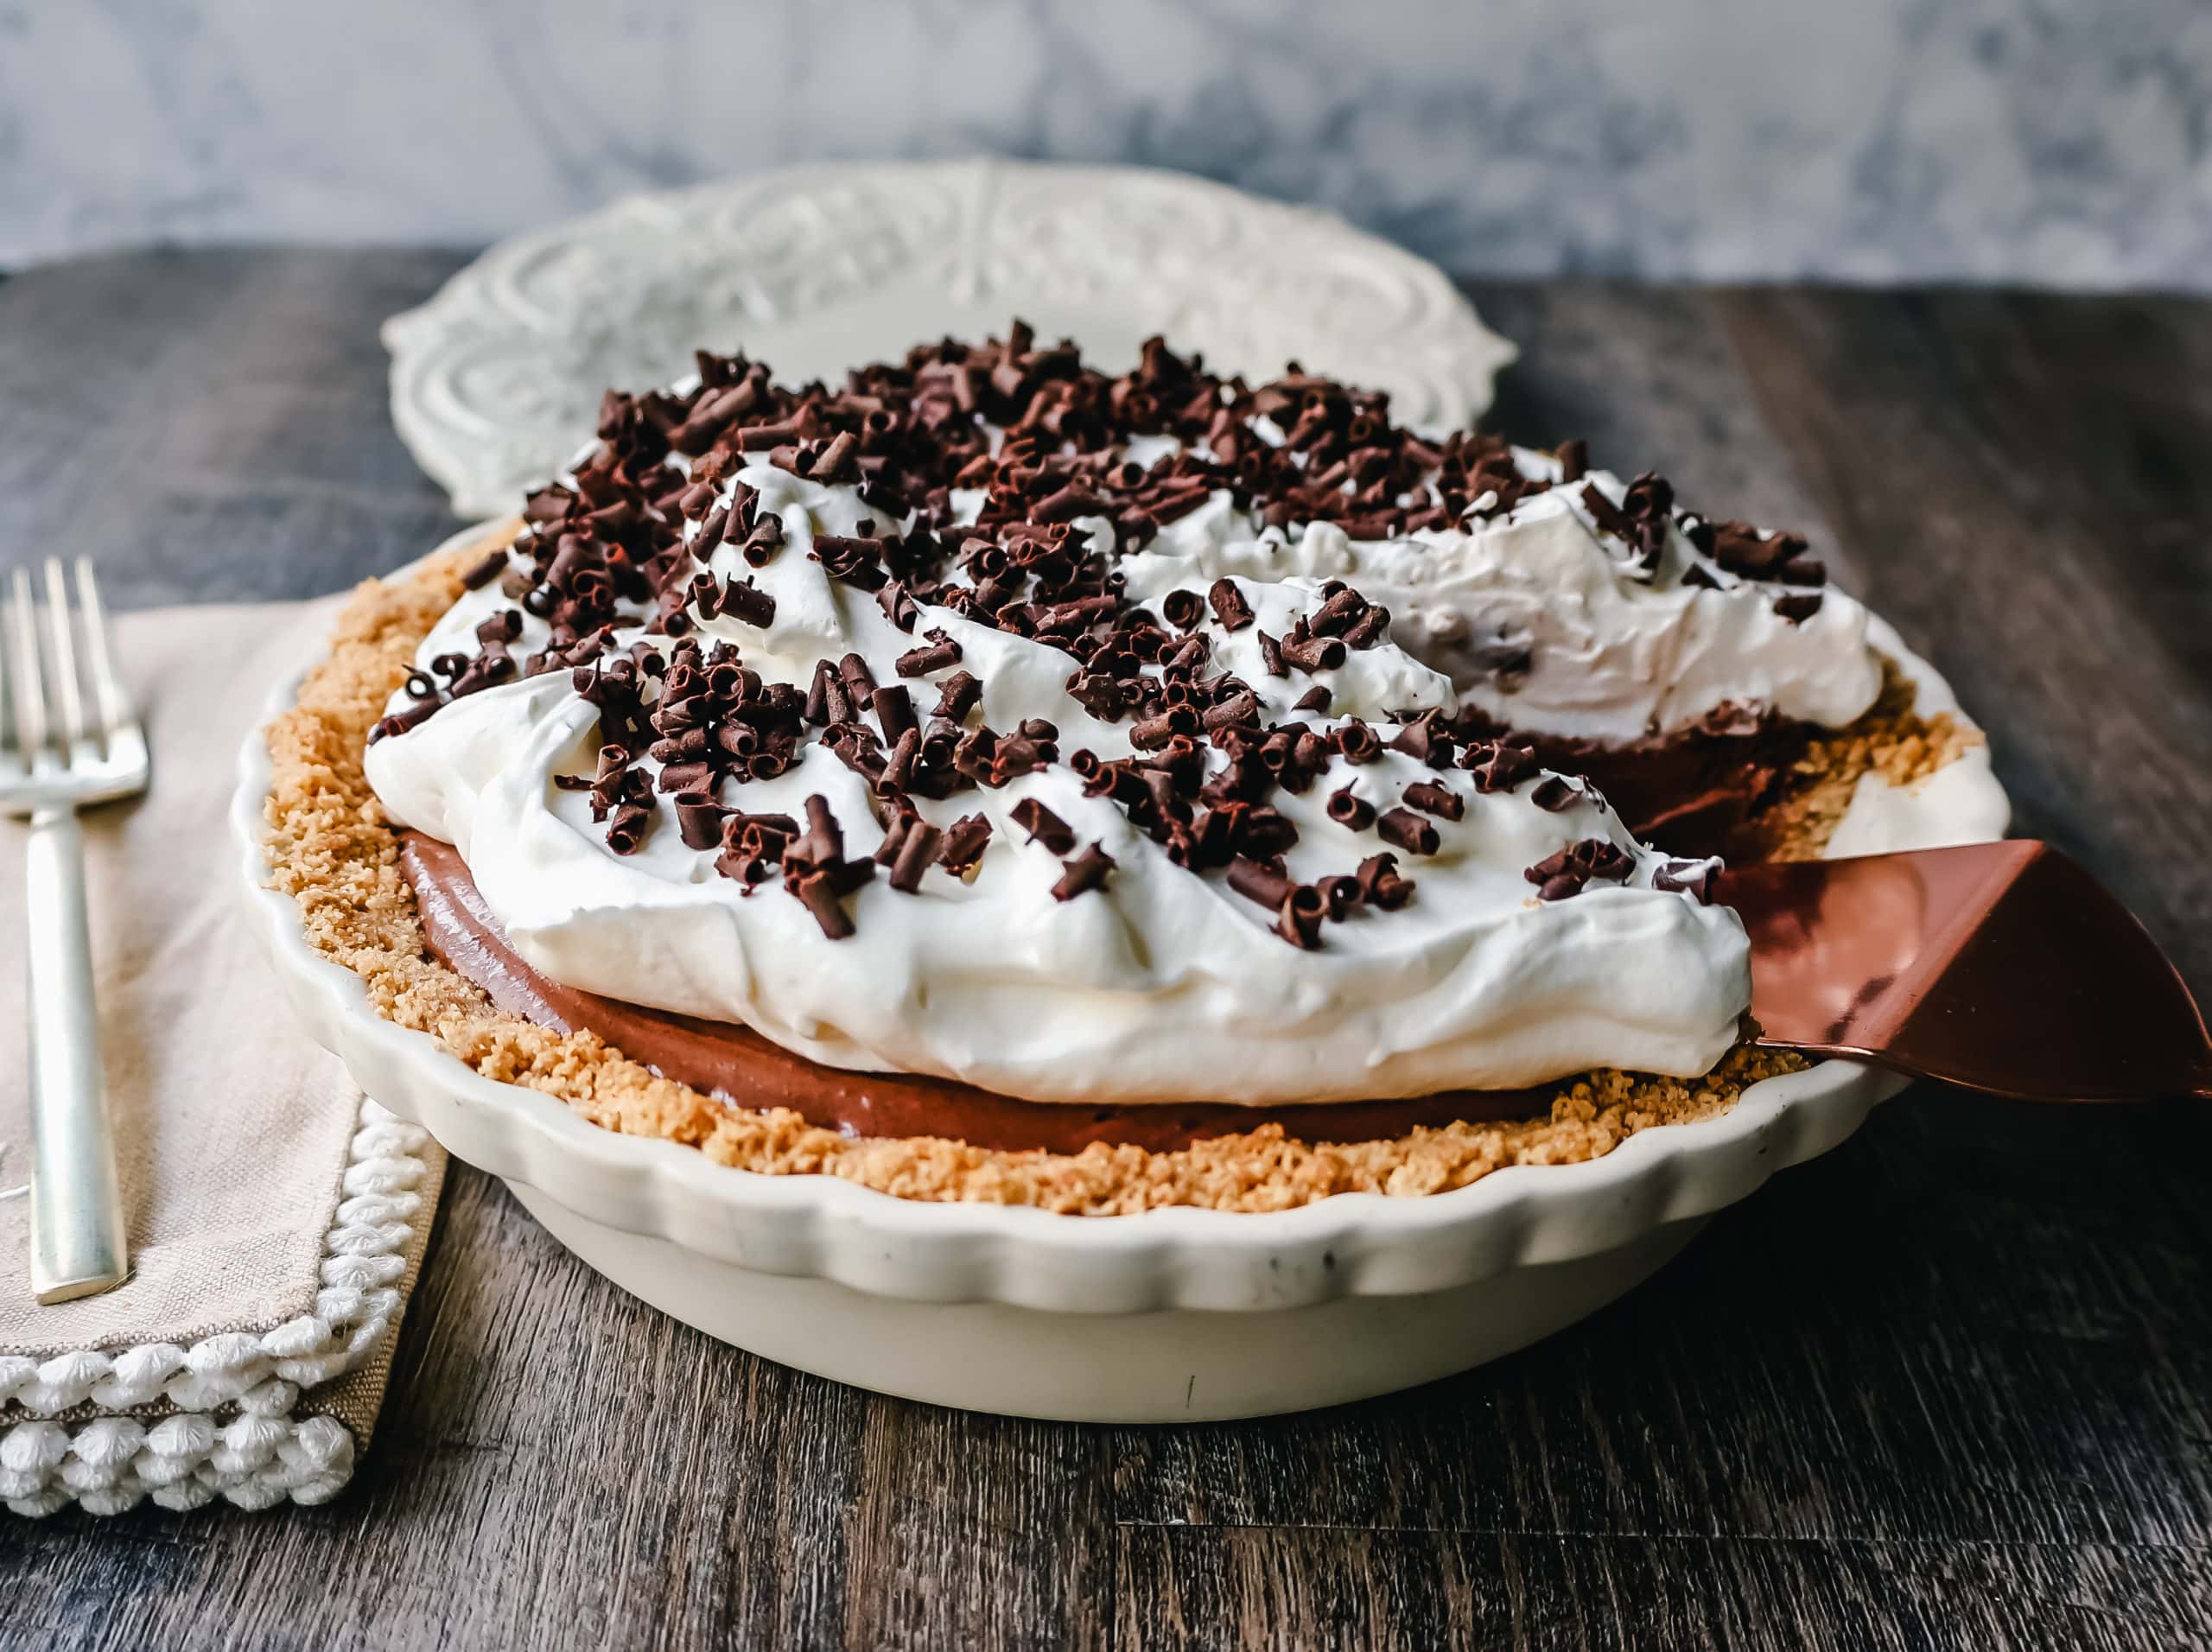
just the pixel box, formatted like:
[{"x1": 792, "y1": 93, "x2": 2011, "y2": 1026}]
[
  {"x1": 1456, "y1": 703, "x2": 1808, "y2": 860},
  {"x1": 398, "y1": 832, "x2": 1559, "y2": 1153}
]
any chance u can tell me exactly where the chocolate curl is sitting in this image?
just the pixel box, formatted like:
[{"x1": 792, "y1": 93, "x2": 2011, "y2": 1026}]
[
  {"x1": 1198, "y1": 690, "x2": 1260, "y2": 734},
  {"x1": 461, "y1": 549, "x2": 510, "y2": 589},
  {"x1": 1335, "y1": 720, "x2": 1382, "y2": 765},
  {"x1": 790, "y1": 795, "x2": 846, "y2": 870},
  {"x1": 1255, "y1": 631, "x2": 1287, "y2": 677},
  {"x1": 1525, "y1": 838, "x2": 1637, "y2": 901},
  {"x1": 718, "y1": 576, "x2": 777, "y2": 629},
  {"x1": 1654, "y1": 858, "x2": 1719, "y2": 903},
  {"x1": 367, "y1": 700, "x2": 442, "y2": 744},
  {"x1": 606, "y1": 802, "x2": 652, "y2": 855},
  {"x1": 1555, "y1": 437, "x2": 1588, "y2": 483},
  {"x1": 1388, "y1": 711, "x2": 1454, "y2": 769},
  {"x1": 932, "y1": 670, "x2": 983, "y2": 721},
  {"x1": 1128, "y1": 706, "x2": 1197, "y2": 752},
  {"x1": 674, "y1": 791, "x2": 728, "y2": 850},
  {"x1": 880, "y1": 727, "x2": 921, "y2": 792},
  {"x1": 810, "y1": 429, "x2": 860, "y2": 483},
  {"x1": 1292, "y1": 685, "x2": 1332, "y2": 715},
  {"x1": 1317, "y1": 874, "x2": 1362, "y2": 921},
  {"x1": 790, "y1": 868, "x2": 860, "y2": 937},
  {"x1": 1051, "y1": 844, "x2": 1115, "y2": 901},
  {"x1": 740, "y1": 516, "x2": 785, "y2": 567},
  {"x1": 1274, "y1": 884, "x2": 1326, "y2": 950},
  {"x1": 1279, "y1": 632, "x2": 1344, "y2": 672},
  {"x1": 1529, "y1": 775, "x2": 1579, "y2": 812},
  {"x1": 1011, "y1": 797, "x2": 1076, "y2": 855},
  {"x1": 1403, "y1": 780, "x2": 1465, "y2": 822},
  {"x1": 1341, "y1": 607, "x2": 1391, "y2": 650},
  {"x1": 1225, "y1": 855, "x2": 1294, "y2": 912},
  {"x1": 1308, "y1": 585, "x2": 1367, "y2": 639},
  {"x1": 1206, "y1": 578, "x2": 1255, "y2": 632},
  {"x1": 896, "y1": 629, "x2": 963, "y2": 677},
  {"x1": 1463, "y1": 740, "x2": 1538, "y2": 793},
  {"x1": 1325, "y1": 785, "x2": 1376, "y2": 832},
  {"x1": 887, "y1": 821, "x2": 944, "y2": 893},
  {"x1": 1376, "y1": 807, "x2": 1440, "y2": 856},
  {"x1": 1159, "y1": 589, "x2": 1205, "y2": 632},
  {"x1": 806, "y1": 658, "x2": 856, "y2": 727},
  {"x1": 838, "y1": 651, "x2": 878, "y2": 705},
  {"x1": 657, "y1": 759, "x2": 715, "y2": 795},
  {"x1": 877, "y1": 580, "x2": 919, "y2": 632},
  {"x1": 1355, "y1": 852, "x2": 1414, "y2": 910},
  {"x1": 872, "y1": 684, "x2": 918, "y2": 744},
  {"x1": 872, "y1": 810, "x2": 913, "y2": 867},
  {"x1": 938, "y1": 813, "x2": 993, "y2": 875}
]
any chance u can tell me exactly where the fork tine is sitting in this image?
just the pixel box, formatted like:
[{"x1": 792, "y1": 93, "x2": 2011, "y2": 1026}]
[
  {"x1": 7, "y1": 567, "x2": 48, "y2": 762},
  {"x1": 41, "y1": 558, "x2": 86, "y2": 753},
  {"x1": 72, "y1": 559, "x2": 131, "y2": 740}
]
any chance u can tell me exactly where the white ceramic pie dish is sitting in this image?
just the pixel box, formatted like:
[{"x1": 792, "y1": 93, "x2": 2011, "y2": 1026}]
[{"x1": 234, "y1": 538, "x2": 2008, "y2": 1420}]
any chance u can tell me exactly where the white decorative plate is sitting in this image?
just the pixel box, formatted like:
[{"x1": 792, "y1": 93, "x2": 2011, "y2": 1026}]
[
  {"x1": 383, "y1": 159, "x2": 1519, "y2": 518},
  {"x1": 235, "y1": 540, "x2": 2008, "y2": 1421}
]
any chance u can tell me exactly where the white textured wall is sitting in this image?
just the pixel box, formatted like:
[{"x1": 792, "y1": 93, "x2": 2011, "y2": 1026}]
[{"x1": 5, "y1": 0, "x2": 2209, "y2": 286}]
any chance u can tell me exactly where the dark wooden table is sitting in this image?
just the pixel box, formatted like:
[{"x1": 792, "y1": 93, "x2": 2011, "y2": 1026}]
[{"x1": 3, "y1": 251, "x2": 2209, "y2": 1651}]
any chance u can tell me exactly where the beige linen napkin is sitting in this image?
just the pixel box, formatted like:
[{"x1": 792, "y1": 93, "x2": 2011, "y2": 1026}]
[{"x1": 0, "y1": 599, "x2": 445, "y2": 1515}]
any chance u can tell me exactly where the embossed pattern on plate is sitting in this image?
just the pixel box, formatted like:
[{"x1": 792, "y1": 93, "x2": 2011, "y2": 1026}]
[{"x1": 383, "y1": 160, "x2": 1519, "y2": 516}]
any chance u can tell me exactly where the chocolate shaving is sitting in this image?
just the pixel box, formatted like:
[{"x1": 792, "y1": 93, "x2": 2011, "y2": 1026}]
[
  {"x1": 1051, "y1": 844, "x2": 1115, "y2": 900},
  {"x1": 1206, "y1": 578, "x2": 1255, "y2": 632},
  {"x1": 674, "y1": 792, "x2": 728, "y2": 850},
  {"x1": 938, "y1": 813, "x2": 993, "y2": 874},
  {"x1": 1326, "y1": 785, "x2": 1376, "y2": 831},
  {"x1": 897, "y1": 629, "x2": 964, "y2": 677},
  {"x1": 1274, "y1": 884, "x2": 1325, "y2": 950},
  {"x1": 932, "y1": 670, "x2": 983, "y2": 721},
  {"x1": 1525, "y1": 837, "x2": 1637, "y2": 900},
  {"x1": 1402, "y1": 780, "x2": 1465, "y2": 822},
  {"x1": 871, "y1": 684, "x2": 918, "y2": 745},
  {"x1": 1355, "y1": 852, "x2": 1414, "y2": 910},
  {"x1": 1011, "y1": 797, "x2": 1077, "y2": 855},
  {"x1": 1376, "y1": 807, "x2": 1440, "y2": 856},
  {"x1": 887, "y1": 821, "x2": 944, "y2": 893},
  {"x1": 461, "y1": 549, "x2": 510, "y2": 590},
  {"x1": 1225, "y1": 855, "x2": 1294, "y2": 912},
  {"x1": 717, "y1": 576, "x2": 776, "y2": 628},
  {"x1": 1654, "y1": 858, "x2": 1718, "y2": 902}
]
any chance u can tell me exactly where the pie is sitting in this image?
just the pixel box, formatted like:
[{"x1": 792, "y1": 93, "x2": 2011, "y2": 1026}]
[{"x1": 261, "y1": 330, "x2": 1980, "y2": 1213}]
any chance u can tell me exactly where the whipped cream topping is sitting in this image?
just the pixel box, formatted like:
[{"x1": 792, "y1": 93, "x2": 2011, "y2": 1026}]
[
  {"x1": 370, "y1": 457, "x2": 1761, "y2": 1106},
  {"x1": 1124, "y1": 454, "x2": 1884, "y2": 745},
  {"x1": 358, "y1": 335, "x2": 1915, "y2": 1109}
]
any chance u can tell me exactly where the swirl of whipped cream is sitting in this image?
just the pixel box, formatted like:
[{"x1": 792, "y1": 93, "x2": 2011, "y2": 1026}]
[{"x1": 368, "y1": 453, "x2": 1754, "y2": 1107}]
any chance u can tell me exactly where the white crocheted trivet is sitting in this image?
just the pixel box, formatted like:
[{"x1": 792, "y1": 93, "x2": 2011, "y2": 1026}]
[{"x1": 0, "y1": 1100, "x2": 433, "y2": 1516}]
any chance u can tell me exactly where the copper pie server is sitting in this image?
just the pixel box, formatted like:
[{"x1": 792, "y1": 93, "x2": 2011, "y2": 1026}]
[{"x1": 1715, "y1": 841, "x2": 2212, "y2": 1102}]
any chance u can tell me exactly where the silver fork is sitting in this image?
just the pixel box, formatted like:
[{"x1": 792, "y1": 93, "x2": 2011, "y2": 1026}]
[{"x1": 2, "y1": 560, "x2": 146, "y2": 1303}]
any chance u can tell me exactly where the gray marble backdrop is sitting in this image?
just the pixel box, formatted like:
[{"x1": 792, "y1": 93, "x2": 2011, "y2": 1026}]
[{"x1": 4, "y1": 0, "x2": 2207, "y2": 287}]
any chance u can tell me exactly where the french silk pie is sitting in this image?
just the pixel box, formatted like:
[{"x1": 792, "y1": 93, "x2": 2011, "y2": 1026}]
[{"x1": 262, "y1": 329, "x2": 1982, "y2": 1213}]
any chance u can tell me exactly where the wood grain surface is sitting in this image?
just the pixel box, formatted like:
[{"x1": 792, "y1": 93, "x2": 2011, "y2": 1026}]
[{"x1": 2, "y1": 252, "x2": 2208, "y2": 1651}]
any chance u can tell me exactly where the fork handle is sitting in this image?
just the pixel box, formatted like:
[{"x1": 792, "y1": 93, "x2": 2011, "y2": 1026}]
[{"x1": 25, "y1": 805, "x2": 128, "y2": 1303}]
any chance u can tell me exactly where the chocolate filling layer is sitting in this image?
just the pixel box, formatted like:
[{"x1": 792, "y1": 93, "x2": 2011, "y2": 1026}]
[
  {"x1": 1459, "y1": 705, "x2": 1808, "y2": 859},
  {"x1": 398, "y1": 833, "x2": 1551, "y2": 1152}
]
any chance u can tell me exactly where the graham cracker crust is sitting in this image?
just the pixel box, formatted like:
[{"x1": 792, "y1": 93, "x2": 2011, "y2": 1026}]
[
  {"x1": 258, "y1": 532, "x2": 1967, "y2": 1215},
  {"x1": 1737, "y1": 666, "x2": 1980, "y2": 863}
]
